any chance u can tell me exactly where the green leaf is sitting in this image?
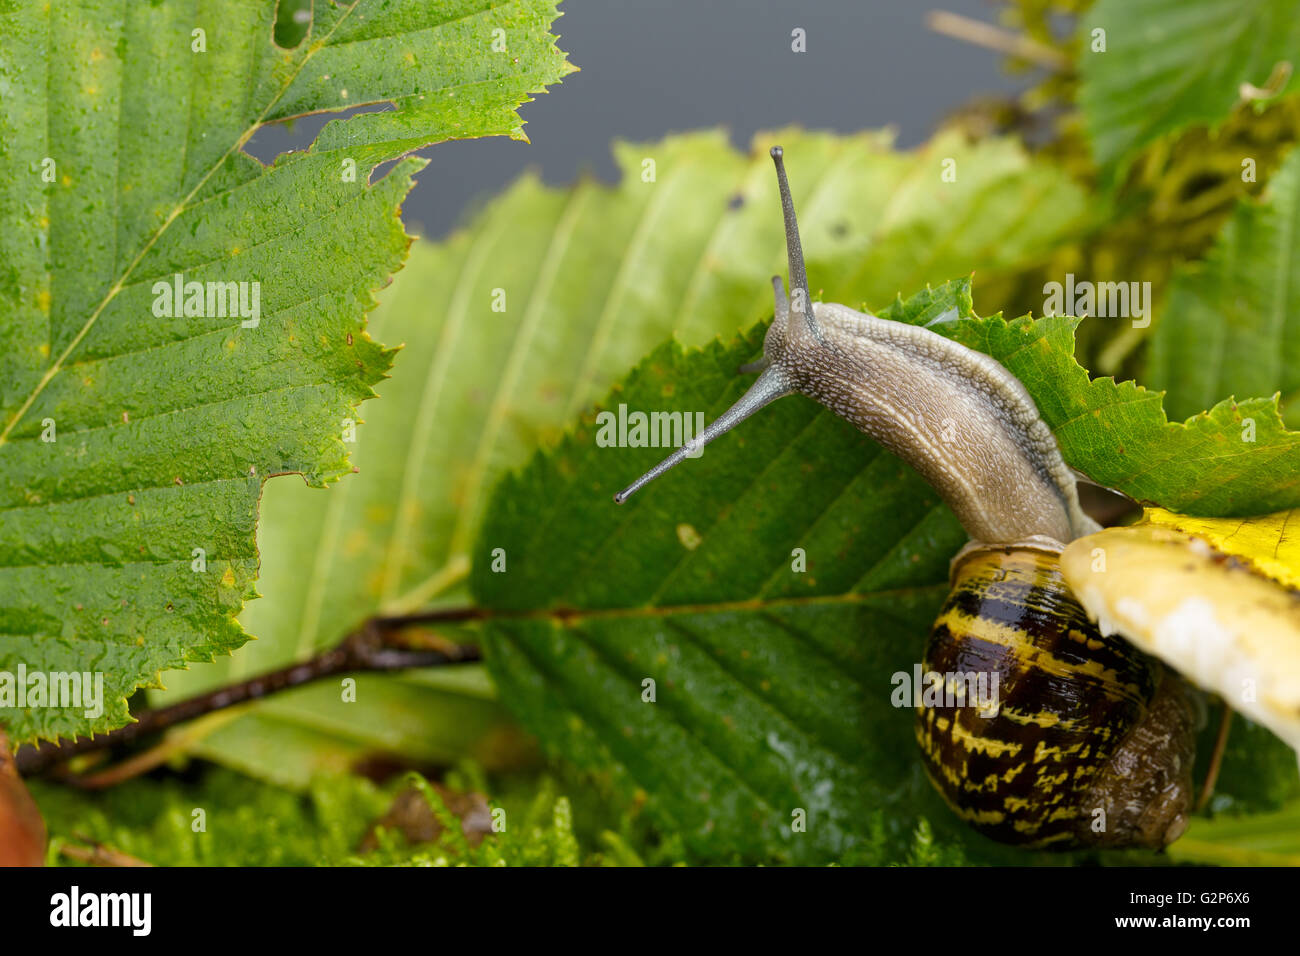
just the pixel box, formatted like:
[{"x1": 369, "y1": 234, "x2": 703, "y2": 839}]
[
  {"x1": 471, "y1": 278, "x2": 1299, "y2": 863},
  {"x1": 1080, "y1": 0, "x2": 1300, "y2": 179},
  {"x1": 161, "y1": 129, "x2": 1092, "y2": 786},
  {"x1": 1169, "y1": 801, "x2": 1300, "y2": 866},
  {"x1": 1147, "y1": 146, "x2": 1300, "y2": 424},
  {"x1": 474, "y1": 325, "x2": 971, "y2": 864},
  {"x1": 1192, "y1": 714, "x2": 1300, "y2": 820},
  {"x1": 942, "y1": 313, "x2": 1300, "y2": 515},
  {"x1": 0, "y1": 0, "x2": 573, "y2": 743}
]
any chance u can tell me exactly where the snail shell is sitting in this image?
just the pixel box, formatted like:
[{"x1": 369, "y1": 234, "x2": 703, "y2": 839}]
[{"x1": 917, "y1": 543, "x2": 1197, "y2": 849}]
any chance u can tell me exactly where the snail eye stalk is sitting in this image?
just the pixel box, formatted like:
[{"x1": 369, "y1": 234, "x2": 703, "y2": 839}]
[
  {"x1": 614, "y1": 145, "x2": 821, "y2": 504},
  {"x1": 769, "y1": 145, "x2": 824, "y2": 347}
]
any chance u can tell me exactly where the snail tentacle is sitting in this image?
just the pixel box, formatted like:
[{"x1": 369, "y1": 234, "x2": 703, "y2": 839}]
[{"x1": 612, "y1": 365, "x2": 792, "y2": 504}]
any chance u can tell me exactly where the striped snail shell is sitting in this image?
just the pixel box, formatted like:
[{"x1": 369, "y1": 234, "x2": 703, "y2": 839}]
[
  {"x1": 615, "y1": 145, "x2": 1199, "y2": 850},
  {"x1": 920, "y1": 542, "x2": 1197, "y2": 848}
]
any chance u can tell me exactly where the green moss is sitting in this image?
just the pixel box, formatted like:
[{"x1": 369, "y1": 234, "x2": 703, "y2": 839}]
[{"x1": 33, "y1": 765, "x2": 598, "y2": 868}]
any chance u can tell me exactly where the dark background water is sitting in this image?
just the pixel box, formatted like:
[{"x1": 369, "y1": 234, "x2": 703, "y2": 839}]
[{"x1": 249, "y1": 0, "x2": 1033, "y2": 238}]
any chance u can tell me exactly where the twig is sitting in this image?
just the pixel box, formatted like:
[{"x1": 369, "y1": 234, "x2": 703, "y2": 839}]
[
  {"x1": 1195, "y1": 704, "x2": 1233, "y2": 813},
  {"x1": 60, "y1": 836, "x2": 153, "y2": 867},
  {"x1": 926, "y1": 10, "x2": 1070, "y2": 72},
  {"x1": 65, "y1": 711, "x2": 247, "y2": 790},
  {"x1": 15, "y1": 609, "x2": 484, "y2": 777},
  {"x1": 1239, "y1": 61, "x2": 1292, "y2": 101}
]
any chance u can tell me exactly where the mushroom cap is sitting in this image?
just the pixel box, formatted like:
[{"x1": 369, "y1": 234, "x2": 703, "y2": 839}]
[{"x1": 1059, "y1": 511, "x2": 1300, "y2": 757}]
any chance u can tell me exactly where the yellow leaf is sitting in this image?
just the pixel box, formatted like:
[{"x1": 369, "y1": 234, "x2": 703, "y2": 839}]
[{"x1": 1142, "y1": 507, "x2": 1300, "y2": 591}]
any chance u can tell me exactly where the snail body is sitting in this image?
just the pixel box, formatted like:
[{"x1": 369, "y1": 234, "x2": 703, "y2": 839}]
[{"x1": 613, "y1": 145, "x2": 1203, "y2": 850}]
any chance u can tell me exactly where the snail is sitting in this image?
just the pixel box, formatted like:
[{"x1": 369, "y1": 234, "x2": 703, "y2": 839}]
[{"x1": 614, "y1": 145, "x2": 1300, "y2": 850}]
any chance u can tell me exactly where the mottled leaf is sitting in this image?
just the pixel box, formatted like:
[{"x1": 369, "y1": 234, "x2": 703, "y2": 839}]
[{"x1": 0, "y1": 0, "x2": 573, "y2": 742}]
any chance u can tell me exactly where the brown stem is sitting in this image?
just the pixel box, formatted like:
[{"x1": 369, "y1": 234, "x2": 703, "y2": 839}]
[
  {"x1": 926, "y1": 10, "x2": 1070, "y2": 72},
  {"x1": 62, "y1": 711, "x2": 246, "y2": 790},
  {"x1": 1195, "y1": 703, "x2": 1233, "y2": 813},
  {"x1": 14, "y1": 608, "x2": 484, "y2": 777},
  {"x1": 60, "y1": 836, "x2": 153, "y2": 867}
]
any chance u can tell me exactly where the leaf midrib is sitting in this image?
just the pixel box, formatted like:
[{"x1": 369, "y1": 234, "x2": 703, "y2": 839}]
[
  {"x1": 373, "y1": 204, "x2": 513, "y2": 610},
  {"x1": 1265, "y1": 159, "x2": 1297, "y2": 394},
  {"x1": 482, "y1": 583, "x2": 945, "y2": 623},
  {"x1": 446, "y1": 182, "x2": 592, "y2": 560},
  {"x1": 562, "y1": 162, "x2": 694, "y2": 420}
]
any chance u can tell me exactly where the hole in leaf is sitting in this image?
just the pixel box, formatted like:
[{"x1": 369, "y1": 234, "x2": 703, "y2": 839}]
[{"x1": 274, "y1": 0, "x2": 312, "y2": 50}]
